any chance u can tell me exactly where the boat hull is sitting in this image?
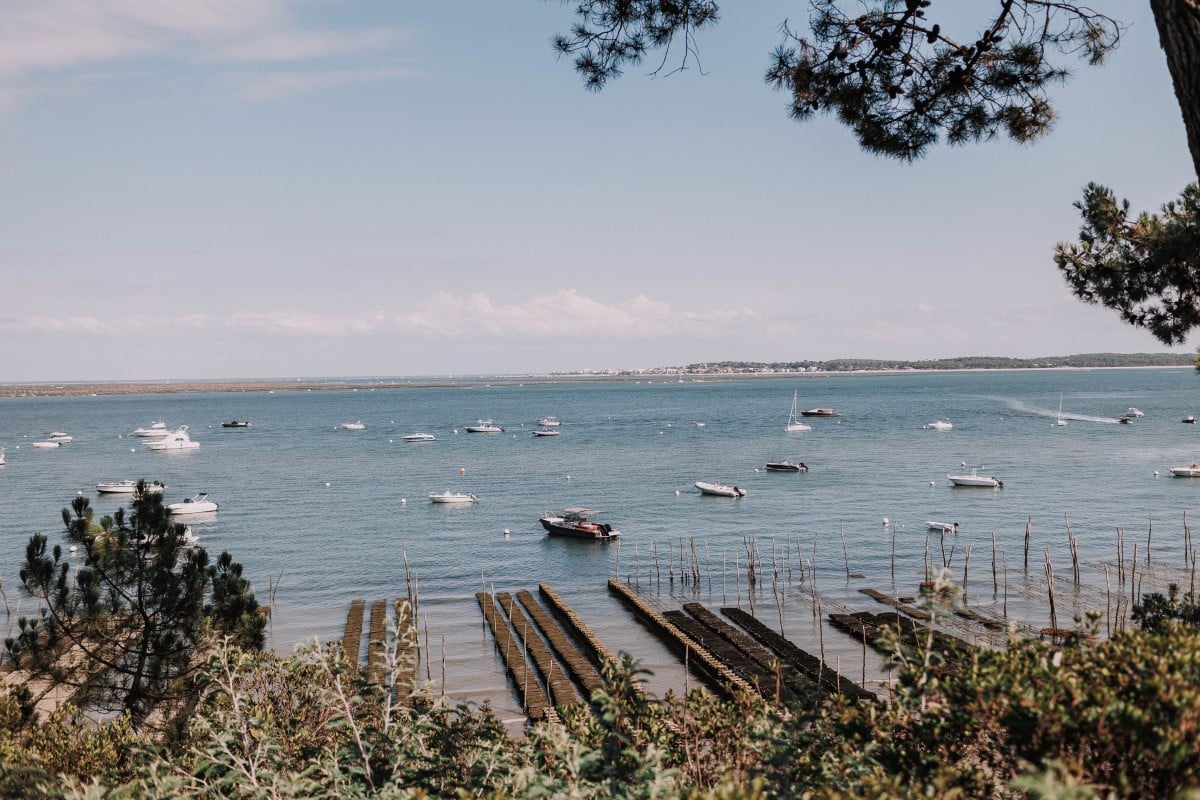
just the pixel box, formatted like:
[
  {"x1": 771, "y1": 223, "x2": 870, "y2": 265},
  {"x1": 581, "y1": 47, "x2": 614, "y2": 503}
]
[
  {"x1": 695, "y1": 481, "x2": 746, "y2": 497},
  {"x1": 1170, "y1": 467, "x2": 1200, "y2": 478},
  {"x1": 428, "y1": 492, "x2": 477, "y2": 504},
  {"x1": 765, "y1": 461, "x2": 807, "y2": 472},
  {"x1": 540, "y1": 517, "x2": 619, "y2": 539},
  {"x1": 948, "y1": 474, "x2": 1002, "y2": 488},
  {"x1": 800, "y1": 409, "x2": 838, "y2": 417}
]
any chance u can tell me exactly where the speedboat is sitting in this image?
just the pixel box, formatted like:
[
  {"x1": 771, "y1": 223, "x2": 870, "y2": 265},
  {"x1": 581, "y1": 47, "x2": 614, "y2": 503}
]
[
  {"x1": 146, "y1": 426, "x2": 200, "y2": 450},
  {"x1": 1169, "y1": 464, "x2": 1200, "y2": 478},
  {"x1": 32, "y1": 441, "x2": 60, "y2": 449},
  {"x1": 1127, "y1": 407, "x2": 1145, "y2": 418},
  {"x1": 947, "y1": 469, "x2": 1003, "y2": 488},
  {"x1": 133, "y1": 421, "x2": 169, "y2": 437},
  {"x1": 765, "y1": 460, "x2": 807, "y2": 472},
  {"x1": 695, "y1": 481, "x2": 747, "y2": 497},
  {"x1": 540, "y1": 508, "x2": 620, "y2": 539},
  {"x1": 222, "y1": 420, "x2": 252, "y2": 428},
  {"x1": 49, "y1": 433, "x2": 73, "y2": 443},
  {"x1": 402, "y1": 432, "x2": 437, "y2": 442},
  {"x1": 532, "y1": 428, "x2": 560, "y2": 437},
  {"x1": 97, "y1": 479, "x2": 167, "y2": 495},
  {"x1": 1118, "y1": 415, "x2": 1133, "y2": 425},
  {"x1": 924, "y1": 420, "x2": 953, "y2": 431},
  {"x1": 428, "y1": 491, "x2": 478, "y2": 504},
  {"x1": 340, "y1": 421, "x2": 366, "y2": 431},
  {"x1": 801, "y1": 408, "x2": 839, "y2": 417},
  {"x1": 926, "y1": 521, "x2": 959, "y2": 533},
  {"x1": 536, "y1": 416, "x2": 561, "y2": 427},
  {"x1": 786, "y1": 391, "x2": 812, "y2": 432},
  {"x1": 465, "y1": 420, "x2": 504, "y2": 433},
  {"x1": 1183, "y1": 416, "x2": 1196, "y2": 424},
  {"x1": 166, "y1": 493, "x2": 218, "y2": 515}
]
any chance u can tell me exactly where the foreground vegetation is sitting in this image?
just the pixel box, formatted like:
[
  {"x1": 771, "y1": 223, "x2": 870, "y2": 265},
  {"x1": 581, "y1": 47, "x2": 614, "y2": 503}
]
[{"x1": 2, "y1": 613, "x2": 1199, "y2": 798}]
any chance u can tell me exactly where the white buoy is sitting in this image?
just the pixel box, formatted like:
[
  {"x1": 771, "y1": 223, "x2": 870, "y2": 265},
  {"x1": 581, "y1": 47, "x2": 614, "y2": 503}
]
[
  {"x1": 503, "y1": 528, "x2": 510, "y2": 537},
  {"x1": 460, "y1": 467, "x2": 466, "y2": 475},
  {"x1": 69, "y1": 545, "x2": 77, "y2": 554},
  {"x1": 324, "y1": 482, "x2": 331, "y2": 488},
  {"x1": 675, "y1": 489, "x2": 681, "y2": 496},
  {"x1": 389, "y1": 439, "x2": 393, "y2": 443},
  {"x1": 401, "y1": 498, "x2": 407, "y2": 505},
  {"x1": 1154, "y1": 470, "x2": 1160, "y2": 477},
  {"x1": 566, "y1": 475, "x2": 571, "y2": 480},
  {"x1": 131, "y1": 448, "x2": 136, "y2": 452},
  {"x1": 930, "y1": 480, "x2": 936, "y2": 487}
]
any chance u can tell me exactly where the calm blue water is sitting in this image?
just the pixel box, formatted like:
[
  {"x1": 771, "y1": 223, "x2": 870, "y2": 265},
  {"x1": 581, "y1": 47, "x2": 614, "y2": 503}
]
[{"x1": 3, "y1": 369, "x2": 1199, "y2": 716}]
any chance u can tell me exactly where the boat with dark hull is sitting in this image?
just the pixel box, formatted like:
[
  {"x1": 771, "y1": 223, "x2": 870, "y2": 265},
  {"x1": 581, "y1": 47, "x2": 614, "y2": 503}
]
[
  {"x1": 765, "y1": 460, "x2": 807, "y2": 472},
  {"x1": 540, "y1": 508, "x2": 620, "y2": 539},
  {"x1": 222, "y1": 421, "x2": 252, "y2": 428}
]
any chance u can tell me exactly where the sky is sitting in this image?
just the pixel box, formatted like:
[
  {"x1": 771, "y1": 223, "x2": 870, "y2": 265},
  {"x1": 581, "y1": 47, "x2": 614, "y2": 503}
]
[{"x1": 0, "y1": 1, "x2": 1194, "y2": 381}]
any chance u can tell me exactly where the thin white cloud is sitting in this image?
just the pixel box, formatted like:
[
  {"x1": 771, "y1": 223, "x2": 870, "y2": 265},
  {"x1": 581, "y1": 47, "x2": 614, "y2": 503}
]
[
  {"x1": 0, "y1": 0, "x2": 411, "y2": 108},
  {"x1": 0, "y1": 291, "x2": 758, "y2": 340}
]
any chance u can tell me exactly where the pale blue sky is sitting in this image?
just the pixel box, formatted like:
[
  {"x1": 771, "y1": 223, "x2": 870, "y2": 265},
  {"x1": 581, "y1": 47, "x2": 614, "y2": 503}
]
[{"x1": 0, "y1": 1, "x2": 1193, "y2": 381}]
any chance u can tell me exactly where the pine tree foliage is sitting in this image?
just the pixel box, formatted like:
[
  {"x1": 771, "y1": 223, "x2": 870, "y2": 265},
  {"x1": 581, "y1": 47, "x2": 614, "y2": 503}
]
[
  {"x1": 5, "y1": 487, "x2": 264, "y2": 726},
  {"x1": 1056, "y1": 182, "x2": 1200, "y2": 345}
]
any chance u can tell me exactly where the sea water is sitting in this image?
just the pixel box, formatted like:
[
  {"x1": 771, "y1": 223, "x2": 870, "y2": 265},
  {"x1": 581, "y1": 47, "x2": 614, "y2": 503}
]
[{"x1": 3, "y1": 368, "x2": 1199, "y2": 718}]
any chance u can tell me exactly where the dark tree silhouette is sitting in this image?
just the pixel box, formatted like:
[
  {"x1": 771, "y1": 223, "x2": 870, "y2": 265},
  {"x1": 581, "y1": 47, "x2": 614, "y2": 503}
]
[
  {"x1": 550, "y1": 1, "x2": 1200, "y2": 343},
  {"x1": 6, "y1": 486, "x2": 264, "y2": 727}
]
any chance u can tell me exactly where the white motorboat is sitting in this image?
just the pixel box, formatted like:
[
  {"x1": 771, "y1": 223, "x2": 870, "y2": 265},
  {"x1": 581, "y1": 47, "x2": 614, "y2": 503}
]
[
  {"x1": 786, "y1": 391, "x2": 812, "y2": 432},
  {"x1": 465, "y1": 420, "x2": 504, "y2": 433},
  {"x1": 428, "y1": 491, "x2": 478, "y2": 504},
  {"x1": 1127, "y1": 407, "x2": 1145, "y2": 418},
  {"x1": 536, "y1": 416, "x2": 561, "y2": 427},
  {"x1": 947, "y1": 469, "x2": 1003, "y2": 488},
  {"x1": 402, "y1": 432, "x2": 437, "y2": 442},
  {"x1": 340, "y1": 421, "x2": 366, "y2": 431},
  {"x1": 32, "y1": 441, "x2": 60, "y2": 449},
  {"x1": 166, "y1": 493, "x2": 219, "y2": 515},
  {"x1": 0, "y1": 447, "x2": 5, "y2": 466},
  {"x1": 96, "y1": 479, "x2": 167, "y2": 495},
  {"x1": 926, "y1": 521, "x2": 959, "y2": 533},
  {"x1": 1169, "y1": 464, "x2": 1200, "y2": 478},
  {"x1": 49, "y1": 433, "x2": 73, "y2": 443},
  {"x1": 146, "y1": 426, "x2": 199, "y2": 450},
  {"x1": 924, "y1": 420, "x2": 953, "y2": 431},
  {"x1": 695, "y1": 481, "x2": 747, "y2": 498},
  {"x1": 532, "y1": 428, "x2": 560, "y2": 437},
  {"x1": 133, "y1": 421, "x2": 169, "y2": 438}
]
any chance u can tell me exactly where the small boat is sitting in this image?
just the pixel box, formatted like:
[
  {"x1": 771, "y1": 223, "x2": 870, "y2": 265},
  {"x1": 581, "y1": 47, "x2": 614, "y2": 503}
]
[
  {"x1": 1169, "y1": 464, "x2": 1200, "y2": 478},
  {"x1": 32, "y1": 441, "x2": 60, "y2": 449},
  {"x1": 536, "y1": 416, "x2": 561, "y2": 427},
  {"x1": 465, "y1": 420, "x2": 504, "y2": 433},
  {"x1": 0, "y1": 447, "x2": 5, "y2": 466},
  {"x1": 402, "y1": 432, "x2": 437, "y2": 442},
  {"x1": 340, "y1": 421, "x2": 366, "y2": 431},
  {"x1": 1118, "y1": 416, "x2": 1133, "y2": 425},
  {"x1": 97, "y1": 479, "x2": 167, "y2": 495},
  {"x1": 146, "y1": 426, "x2": 200, "y2": 450},
  {"x1": 540, "y1": 508, "x2": 620, "y2": 539},
  {"x1": 532, "y1": 428, "x2": 560, "y2": 437},
  {"x1": 764, "y1": 460, "x2": 807, "y2": 472},
  {"x1": 1127, "y1": 407, "x2": 1145, "y2": 418},
  {"x1": 1183, "y1": 416, "x2": 1196, "y2": 424},
  {"x1": 49, "y1": 433, "x2": 73, "y2": 443},
  {"x1": 926, "y1": 521, "x2": 959, "y2": 533},
  {"x1": 428, "y1": 491, "x2": 478, "y2": 504},
  {"x1": 222, "y1": 421, "x2": 252, "y2": 428},
  {"x1": 132, "y1": 421, "x2": 169, "y2": 438},
  {"x1": 786, "y1": 391, "x2": 812, "y2": 432},
  {"x1": 924, "y1": 420, "x2": 953, "y2": 431},
  {"x1": 800, "y1": 408, "x2": 839, "y2": 417},
  {"x1": 166, "y1": 493, "x2": 218, "y2": 515},
  {"x1": 947, "y1": 469, "x2": 1003, "y2": 488},
  {"x1": 1054, "y1": 394, "x2": 1067, "y2": 427},
  {"x1": 695, "y1": 481, "x2": 746, "y2": 497}
]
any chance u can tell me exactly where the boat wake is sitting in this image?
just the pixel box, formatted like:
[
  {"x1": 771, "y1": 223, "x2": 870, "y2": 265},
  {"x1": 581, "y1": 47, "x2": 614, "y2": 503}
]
[{"x1": 1004, "y1": 400, "x2": 1123, "y2": 424}]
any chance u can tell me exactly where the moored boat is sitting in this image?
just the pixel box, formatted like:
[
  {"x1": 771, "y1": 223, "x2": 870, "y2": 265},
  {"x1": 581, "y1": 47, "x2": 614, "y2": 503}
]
[
  {"x1": 340, "y1": 421, "x2": 366, "y2": 431},
  {"x1": 924, "y1": 420, "x2": 953, "y2": 431},
  {"x1": 1169, "y1": 464, "x2": 1200, "y2": 478},
  {"x1": 32, "y1": 441, "x2": 60, "y2": 449},
  {"x1": 801, "y1": 408, "x2": 838, "y2": 417},
  {"x1": 1183, "y1": 416, "x2": 1196, "y2": 424},
  {"x1": 146, "y1": 426, "x2": 199, "y2": 450},
  {"x1": 222, "y1": 420, "x2": 252, "y2": 428},
  {"x1": 428, "y1": 491, "x2": 478, "y2": 504},
  {"x1": 465, "y1": 420, "x2": 504, "y2": 433},
  {"x1": 926, "y1": 521, "x2": 959, "y2": 533},
  {"x1": 765, "y1": 460, "x2": 807, "y2": 472},
  {"x1": 786, "y1": 391, "x2": 812, "y2": 432},
  {"x1": 532, "y1": 428, "x2": 560, "y2": 437},
  {"x1": 540, "y1": 508, "x2": 619, "y2": 539},
  {"x1": 166, "y1": 493, "x2": 218, "y2": 515},
  {"x1": 133, "y1": 421, "x2": 169, "y2": 437},
  {"x1": 402, "y1": 432, "x2": 437, "y2": 442},
  {"x1": 695, "y1": 481, "x2": 746, "y2": 497},
  {"x1": 97, "y1": 479, "x2": 167, "y2": 495},
  {"x1": 536, "y1": 416, "x2": 561, "y2": 427},
  {"x1": 947, "y1": 469, "x2": 1002, "y2": 488}
]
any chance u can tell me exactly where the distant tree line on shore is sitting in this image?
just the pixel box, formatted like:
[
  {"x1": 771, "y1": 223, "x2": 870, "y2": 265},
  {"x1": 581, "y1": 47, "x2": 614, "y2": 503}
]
[{"x1": 680, "y1": 352, "x2": 1196, "y2": 373}]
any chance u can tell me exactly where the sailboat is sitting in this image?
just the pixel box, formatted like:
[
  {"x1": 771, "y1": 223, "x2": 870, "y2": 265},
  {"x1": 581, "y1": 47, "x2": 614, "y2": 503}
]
[
  {"x1": 786, "y1": 391, "x2": 812, "y2": 432},
  {"x1": 1054, "y1": 394, "x2": 1067, "y2": 427}
]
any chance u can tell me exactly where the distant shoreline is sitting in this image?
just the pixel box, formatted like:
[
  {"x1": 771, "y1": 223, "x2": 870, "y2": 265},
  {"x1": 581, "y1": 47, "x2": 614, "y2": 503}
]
[{"x1": 0, "y1": 364, "x2": 1191, "y2": 398}]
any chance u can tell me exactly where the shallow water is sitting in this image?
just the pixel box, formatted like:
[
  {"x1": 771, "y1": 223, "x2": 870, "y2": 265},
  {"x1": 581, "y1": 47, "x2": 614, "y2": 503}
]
[{"x1": 2, "y1": 368, "x2": 1198, "y2": 717}]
